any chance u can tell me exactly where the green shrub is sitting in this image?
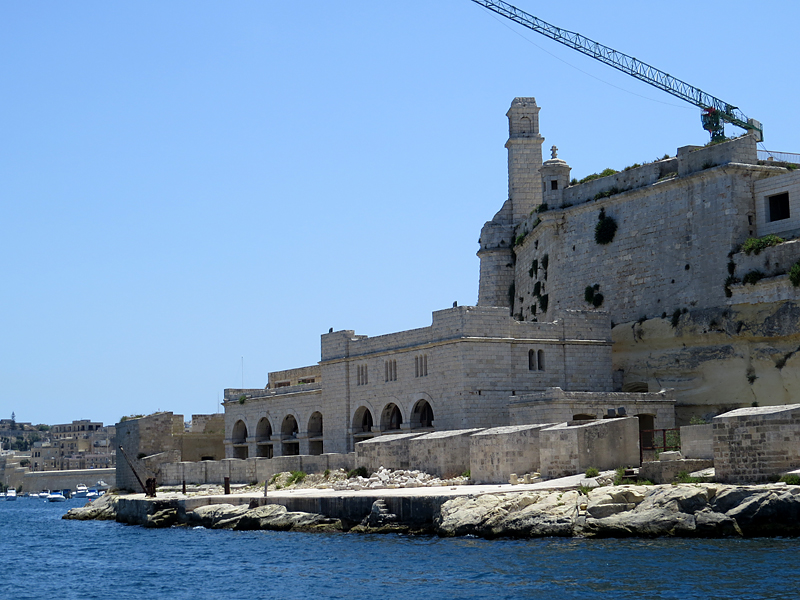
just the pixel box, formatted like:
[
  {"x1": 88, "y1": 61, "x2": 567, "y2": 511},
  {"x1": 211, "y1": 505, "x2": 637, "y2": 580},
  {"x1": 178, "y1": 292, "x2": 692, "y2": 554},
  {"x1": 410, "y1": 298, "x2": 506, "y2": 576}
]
[
  {"x1": 462, "y1": 470, "x2": 471, "y2": 479},
  {"x1": 592, "y1": 293, "x2": 604, "y2": 308},
  {"x1": 790, "y1": 262, "x2": 800, "y2": 287},
  {"x1": 537, "y1": 203, "x2": 549, "y2": 213},
  {"x1": 238, "y1": 395, "x2": 247, "y2": 404},
  {"x1": 741, "y1": 235, "x2": 785, "y2": 256},
  {"x1": 675, "y1": 471, "x2": 702, "y2": 484},
  {"x1": 594, "y1": 208, "x2": 618, "y2": 245},
  {"x1": 742, "y1": 270, "x2": 765, "y2": 285},
  {"x1": 287, "y1": 470, "x2": 306, "y2": 485},
  {"x1": 585, "y1": 467, "x2": 600, "y2": 478},
  {"x1": 323, "y1": 469, "x2": 330, "y2": 479},
  {"x1": 577, "y1": 168, "x2": 617, "y2": 184},
  {"x1": 347, "y1": 466, "x2": 369, "y2": 479},
  {"x1": 269, "y1": 473, "x2": 280, "y2": 485},
  {"x1": 780, "y1": 474, "x2": 800, "y2": 486},
  {"x1": 727, "y1": 260, "x2": 736, "y2": 275}
]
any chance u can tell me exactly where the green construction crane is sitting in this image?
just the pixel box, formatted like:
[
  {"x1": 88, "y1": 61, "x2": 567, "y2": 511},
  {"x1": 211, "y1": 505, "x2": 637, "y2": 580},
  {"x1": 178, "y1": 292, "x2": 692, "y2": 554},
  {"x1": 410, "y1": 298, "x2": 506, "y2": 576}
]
[{"x1": 470, "y1": 0, "x2": 763, "y2": 142}]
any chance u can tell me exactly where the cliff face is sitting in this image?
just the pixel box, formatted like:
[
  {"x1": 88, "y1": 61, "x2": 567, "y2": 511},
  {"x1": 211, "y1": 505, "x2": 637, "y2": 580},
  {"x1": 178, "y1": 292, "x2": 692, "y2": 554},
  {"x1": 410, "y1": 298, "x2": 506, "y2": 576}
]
[{"x1": 612, "y1": 301, "x2": 800, "y2": 423}]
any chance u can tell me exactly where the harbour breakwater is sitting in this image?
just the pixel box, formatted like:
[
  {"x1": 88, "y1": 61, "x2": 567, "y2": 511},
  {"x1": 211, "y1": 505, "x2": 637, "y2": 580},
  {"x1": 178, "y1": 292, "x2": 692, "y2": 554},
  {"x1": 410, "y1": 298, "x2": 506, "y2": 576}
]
[{"x1": 65, "y1": 481, "x2": 800, "y2": 538}]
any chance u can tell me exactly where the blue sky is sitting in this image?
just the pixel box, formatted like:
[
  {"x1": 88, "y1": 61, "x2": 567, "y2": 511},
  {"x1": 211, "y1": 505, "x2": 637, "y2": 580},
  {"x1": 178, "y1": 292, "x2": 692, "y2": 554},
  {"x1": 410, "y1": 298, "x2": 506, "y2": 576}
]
[{"x1": 2, "y1": 1, "x2": 797, "y2": 426}]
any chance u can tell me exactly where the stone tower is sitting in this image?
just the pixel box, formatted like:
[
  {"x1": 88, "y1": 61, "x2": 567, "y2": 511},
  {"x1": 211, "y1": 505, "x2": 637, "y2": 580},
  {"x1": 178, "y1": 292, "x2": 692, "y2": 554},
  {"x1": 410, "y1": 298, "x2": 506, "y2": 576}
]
[
  {"x1": 478, "y1": 98, "x2": 545, "y2": 308},
  {"x1": 506, "y1": 97, "x2": 545, "y2": 222}
]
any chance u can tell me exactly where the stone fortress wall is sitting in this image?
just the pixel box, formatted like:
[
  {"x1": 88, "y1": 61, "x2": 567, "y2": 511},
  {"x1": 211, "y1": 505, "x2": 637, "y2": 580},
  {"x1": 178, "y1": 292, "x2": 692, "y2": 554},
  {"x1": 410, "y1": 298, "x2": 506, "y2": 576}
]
[{"x1": 477, "y1": 98, "x2": 800, "y2": 419}]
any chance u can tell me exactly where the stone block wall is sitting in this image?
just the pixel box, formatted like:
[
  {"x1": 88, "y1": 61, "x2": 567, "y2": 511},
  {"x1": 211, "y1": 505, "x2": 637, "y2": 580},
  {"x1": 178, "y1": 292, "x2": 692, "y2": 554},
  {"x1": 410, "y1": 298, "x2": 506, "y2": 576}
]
[
  {"x1": 355, "y1": 433, "x2": 425, "y2": 473},
  {"x1": 469, "y1": 424, "x2": 555, "y2": 484},
  {"x1": 157, "y1": 453, "x2": 356, "y2": 486},
  {"x1": 538, "y1": 417, "x2": 640, "y2": 478},
  {"x1": 680, "y1": 424, "x2": 714, "y2": 459},
  {"x1": 511, "y1": 151, "x2": 777, "y2": 326},
  {"x1": 116, "y1": 413, "x2": 180, "y2": 492},
  {"x1": 408, "y1": 429, "x2": 484, "y2": 478},
  {"x1": 713, "y1": 404, "x2": 800, "y2": 483}
]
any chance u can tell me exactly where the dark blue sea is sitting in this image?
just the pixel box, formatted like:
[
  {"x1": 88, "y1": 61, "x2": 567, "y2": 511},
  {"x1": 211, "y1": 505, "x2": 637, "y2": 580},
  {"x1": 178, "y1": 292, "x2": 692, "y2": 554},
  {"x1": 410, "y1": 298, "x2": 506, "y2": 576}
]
[{"x1": 2, "y1": 497, "x2": 799, "y2": 600}]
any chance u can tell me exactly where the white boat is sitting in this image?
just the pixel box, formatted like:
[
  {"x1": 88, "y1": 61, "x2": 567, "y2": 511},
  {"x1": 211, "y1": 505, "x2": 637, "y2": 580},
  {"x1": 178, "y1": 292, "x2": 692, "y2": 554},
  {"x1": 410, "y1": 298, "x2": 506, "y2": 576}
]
[
  {"x1": 38, "y1": 491, "x2": 50, "y2": 499},
  {"x1": 86, "y1": 489, "x2": 99, "y2": 499},
  {"x1": 6, "y1": 489, "x2": 17, "y2": 501},
  {"x1": 46, "y1": 491, "x2": 66, "y2": 502},
  {"x1": 74, "y1": 484, "x2": 89, "y2": 498}
]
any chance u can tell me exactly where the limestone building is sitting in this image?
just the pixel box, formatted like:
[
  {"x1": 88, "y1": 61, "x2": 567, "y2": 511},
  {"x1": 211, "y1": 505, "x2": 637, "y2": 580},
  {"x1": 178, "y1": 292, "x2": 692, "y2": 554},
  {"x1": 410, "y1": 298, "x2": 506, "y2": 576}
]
[{"x1": 221, "y1": 97, "x2": 793, "y2": 458}]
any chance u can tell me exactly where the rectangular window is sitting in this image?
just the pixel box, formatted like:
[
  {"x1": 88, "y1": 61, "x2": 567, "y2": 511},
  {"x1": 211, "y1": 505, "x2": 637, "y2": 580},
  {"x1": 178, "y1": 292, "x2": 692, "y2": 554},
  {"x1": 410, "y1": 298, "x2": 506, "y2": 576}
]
[
  {"x1": 768, "y1": 192, "x2": 790, "y2": 222},
  {"x1": 550, "y1": 180, "x2": 558, "y2": 191}
]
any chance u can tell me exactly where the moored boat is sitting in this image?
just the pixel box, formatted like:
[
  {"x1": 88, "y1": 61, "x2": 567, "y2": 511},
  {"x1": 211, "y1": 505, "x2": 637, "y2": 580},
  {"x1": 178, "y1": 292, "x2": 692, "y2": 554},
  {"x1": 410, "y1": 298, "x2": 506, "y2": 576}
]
[
  {"x1": 46, "y1": 491, "x2": 66, "y2": 502},
  {"x1": 74, "y1": 484, "x2": 89, "y2": 498},
  {"x1": 38, "y1": 491, "x2": 50, "y2": 499},
  {"x1": 6, "y1": 488, "x2": 17, "y2": 501}
]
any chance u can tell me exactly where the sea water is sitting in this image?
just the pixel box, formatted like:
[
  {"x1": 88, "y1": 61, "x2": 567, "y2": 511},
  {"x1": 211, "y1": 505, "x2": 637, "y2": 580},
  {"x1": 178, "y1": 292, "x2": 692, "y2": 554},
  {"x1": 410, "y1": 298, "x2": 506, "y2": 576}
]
[{"x1": 2, "y1": 497, "x2": 799, "y2": 600}]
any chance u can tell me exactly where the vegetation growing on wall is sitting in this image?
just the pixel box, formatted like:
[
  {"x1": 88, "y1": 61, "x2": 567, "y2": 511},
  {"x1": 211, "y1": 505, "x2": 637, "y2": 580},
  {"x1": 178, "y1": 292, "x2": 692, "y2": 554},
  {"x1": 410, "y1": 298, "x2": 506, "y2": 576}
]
[
  {"x1": 741, "y1": 235, "x2": 785, "y2": 256},
  {"x1": 742, "y1": 270, "x2": 766, "y2": 285},
  {"x1": 724, "y1": 275, "x2": 741, "y2": 298},
  {"x1": 595, "y1": 208, "x2": 618, "y2": 245},
  {"x1": 789, "y1": 262, "x2": 800, "y2": 287},
  {"x1": 575, "y1": 167, "x2": 618, "y2": 185}
]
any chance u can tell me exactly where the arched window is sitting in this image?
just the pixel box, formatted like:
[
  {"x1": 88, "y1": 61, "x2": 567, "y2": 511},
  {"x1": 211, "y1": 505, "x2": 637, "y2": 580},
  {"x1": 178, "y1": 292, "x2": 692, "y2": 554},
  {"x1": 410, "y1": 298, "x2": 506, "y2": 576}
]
[
  {"x1": 528, "y1": 349, "x2": 537, "y2": 371},
  {"x1": 537, "y1": 349, "x2": 545, "y2": 371}
]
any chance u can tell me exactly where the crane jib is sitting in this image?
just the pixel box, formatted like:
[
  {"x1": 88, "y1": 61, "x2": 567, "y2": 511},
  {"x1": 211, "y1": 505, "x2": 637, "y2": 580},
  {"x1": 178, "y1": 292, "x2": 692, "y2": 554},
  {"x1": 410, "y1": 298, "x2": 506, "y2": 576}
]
[{"x1": 470, "y1": 0, "x2": 763, "y2": 141}]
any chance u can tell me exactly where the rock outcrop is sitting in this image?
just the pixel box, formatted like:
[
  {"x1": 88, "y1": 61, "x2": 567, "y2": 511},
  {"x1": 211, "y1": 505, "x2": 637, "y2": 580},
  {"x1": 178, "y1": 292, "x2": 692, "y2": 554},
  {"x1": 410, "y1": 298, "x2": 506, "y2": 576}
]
[
  {"x1": 183, "y1": 503, "x2": 342, "y2": 532},
  {"x1": 434, "y1": 483, "x2": 800, "y2": 538},
  {"x1": 63, "y1": 494, "x2": 120, "y2": 521}
]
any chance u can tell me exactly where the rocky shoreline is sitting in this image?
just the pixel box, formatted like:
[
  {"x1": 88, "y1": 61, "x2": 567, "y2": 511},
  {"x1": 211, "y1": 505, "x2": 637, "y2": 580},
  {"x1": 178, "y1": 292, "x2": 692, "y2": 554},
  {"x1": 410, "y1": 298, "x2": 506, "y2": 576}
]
[{"x1": 64, "y1": 481, "x2": 800, "y2": 538}]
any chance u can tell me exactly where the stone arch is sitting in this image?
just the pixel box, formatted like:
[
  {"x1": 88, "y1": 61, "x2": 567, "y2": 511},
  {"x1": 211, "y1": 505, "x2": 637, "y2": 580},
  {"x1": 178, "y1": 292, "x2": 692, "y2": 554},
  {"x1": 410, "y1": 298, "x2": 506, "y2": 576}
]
[
  {"x1": 231, "y1": 420, "x2": 248, "y2": 459},
  {"x1": 380, "y1": 402, "x2": 404, "y2": 432},
  {"x1": 307, "y1": 411, "x2": 324, "y2": 455},
  {"x1": 410, "y1": 398, "x2": 435, "y2": 429},
  {"x1": 255, "y1": 417, "x2": 273, "y2": 458},
  {"x1": 255, "y1": 417, "x2": 273, "y2": 441},
  {"x1": 232, "y1": 420, "x2": 248, "y2": 444},
  {"x1": 519, "y1": 116, "x2": 531, "y2": 135},
  {"x1": 281, "y1": 414, "x2": 299, "y2": 456}
]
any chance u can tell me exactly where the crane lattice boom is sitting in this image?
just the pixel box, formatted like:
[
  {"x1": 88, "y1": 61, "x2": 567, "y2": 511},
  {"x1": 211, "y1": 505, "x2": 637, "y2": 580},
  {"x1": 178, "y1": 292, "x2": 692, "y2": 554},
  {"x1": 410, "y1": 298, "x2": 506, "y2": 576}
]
[{"x1": 471, "y1": 0, "x2": 763, "y2": 141}]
